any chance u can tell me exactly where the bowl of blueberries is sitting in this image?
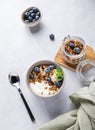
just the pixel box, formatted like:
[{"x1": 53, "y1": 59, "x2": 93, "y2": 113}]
[
  {"x1": 21, "y1": 6, "x2": 42, "y2": 27},
  {"x1": 26, "y1": 60, "x2": 65, "y2": 97}
]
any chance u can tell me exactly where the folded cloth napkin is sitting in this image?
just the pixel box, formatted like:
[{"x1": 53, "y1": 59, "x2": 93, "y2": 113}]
[{"x1": 38, "y1": 82, "x2": 95, "y2": 130}]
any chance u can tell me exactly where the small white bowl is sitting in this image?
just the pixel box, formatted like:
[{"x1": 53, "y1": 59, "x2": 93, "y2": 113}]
[
  {"x1": 21, "y1": 7, "x2": 42, "y2": 27},
  {"x1": 26, "y1": 60, "x2": 65, "y2": 98}
]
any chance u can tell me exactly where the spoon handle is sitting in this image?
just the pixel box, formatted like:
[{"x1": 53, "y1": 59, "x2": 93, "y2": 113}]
[{"x1": 18, "y1": 88, "x2": 35, "y2": 122}]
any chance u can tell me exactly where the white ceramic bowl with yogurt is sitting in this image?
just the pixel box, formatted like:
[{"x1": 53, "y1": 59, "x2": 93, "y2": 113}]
[{"x1": 26, "y1": 60, "x2": 65, "y2": 98}]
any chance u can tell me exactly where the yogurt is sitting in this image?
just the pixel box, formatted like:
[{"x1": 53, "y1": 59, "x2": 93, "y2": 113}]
[{"x1": 30, "y1": 81, "x2": 58, "y2": 96}]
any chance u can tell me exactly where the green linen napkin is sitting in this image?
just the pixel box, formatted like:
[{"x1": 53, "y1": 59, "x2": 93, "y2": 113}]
[{"x1": 38, "y1": 82, "x2": 95, "y2": 130}]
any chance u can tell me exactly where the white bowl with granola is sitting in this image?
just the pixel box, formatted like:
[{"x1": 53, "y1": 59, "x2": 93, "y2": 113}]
[{"x1": 26, "y1": 60, "x2": 65, "y2": 97}]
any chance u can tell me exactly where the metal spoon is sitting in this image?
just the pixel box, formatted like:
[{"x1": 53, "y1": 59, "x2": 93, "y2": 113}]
[{"x1": 8, "y1": 73, "x2": 35, "y2": 122}]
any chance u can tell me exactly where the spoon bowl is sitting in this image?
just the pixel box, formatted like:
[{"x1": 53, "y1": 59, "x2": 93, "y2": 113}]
[{"x1": 8, "y1": 73, "x2": 20, "y2": 87}]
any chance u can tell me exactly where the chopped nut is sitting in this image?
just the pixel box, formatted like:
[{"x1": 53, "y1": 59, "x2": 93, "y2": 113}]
[
  {"x1": 45, "y1": 87, "x2": 48, "y2": 89},
  {"x1": 41, "y1": 92, "x2": 43, "y2": 95},
  {"x1": 49, "y1": 86, "x2": 57, "y2": 91},
  {"x1": 48, "y1": 92, "x2": 51, "y2": 95}
]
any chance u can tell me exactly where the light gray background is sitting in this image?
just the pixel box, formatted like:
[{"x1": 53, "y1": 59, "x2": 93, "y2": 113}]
[{"x1": 0, "y1": 0, "x2": 95, "y2": 130}]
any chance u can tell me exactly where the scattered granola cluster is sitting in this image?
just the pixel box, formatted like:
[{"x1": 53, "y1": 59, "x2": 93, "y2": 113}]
[
  {"x1": 29, "y1": 64, "x2": 64, "y2": 96},
  {"x1": 65, "y1": 40, "x2": 84, "y2": 55}
]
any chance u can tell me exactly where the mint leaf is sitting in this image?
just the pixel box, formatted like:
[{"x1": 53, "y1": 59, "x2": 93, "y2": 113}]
[{"x1": 56, "y1": 67, "x2": 63, "y2": 81}]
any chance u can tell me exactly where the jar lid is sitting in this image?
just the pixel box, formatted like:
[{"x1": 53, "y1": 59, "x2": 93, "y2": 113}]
[{"x1": 76, "y1": 59, "x2": 95, "y2": 85}]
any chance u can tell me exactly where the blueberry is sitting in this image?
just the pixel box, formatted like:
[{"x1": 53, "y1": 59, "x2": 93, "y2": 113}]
[
  {"x1": 55, "y1": 81, "x2": 62, "y2": 88},
  {"x1": 32, "y1": 19, "x2": 36, "y2": 22},
  {"x1": 69, "y1": 42, "x2": 75, "y2": 49},
  {"x1": 29, "y1": 74, "x2": 34, "y2": 79},
  {"x1": 30, "y1": 13, "x2": 35, "y2": 19},
  {"x1": 45, "y1": 68, "x2": 51, "y2": 74},
  {"x1": 47, "y1": 77, "x2": 52, "y2": 82},
  {"x1": 25, "y1": 19, "x2": 30, "y2": 23},
  {"x1": 32, "y1": 7, "x2": 39, "y2": 13},
  {"x1": 28, "y1": 16, "x2": 33, "y2": 22},
  {"x1": 74, "y1": 47, "x2": 81, "y2": 54},
  {"x1": 36, "y1": 12, "x2": 40, "y2": 16},
  {"x1": 29, "y1": 9, "x2": 33, "y2": 13},
  {"x1": 49, "y1": 34, "x2": 55, "y2": 41},
  {"x1": 24, "y1": 11, "x2": 30, "y2": 17},
  {"x1": 35, "y1": 15, "x2": 40, "y2": 21},
  {"x1": 33, "y1": 66, "x2": 39, "y2": 73},
  {"x1": 49, "y1": 64, "x2": 56, "y2": 70}
]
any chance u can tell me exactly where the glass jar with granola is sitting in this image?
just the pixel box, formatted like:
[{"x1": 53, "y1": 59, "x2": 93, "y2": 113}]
[{"x1": 62, "y1": 35, "x2": 86, "y2": 64}]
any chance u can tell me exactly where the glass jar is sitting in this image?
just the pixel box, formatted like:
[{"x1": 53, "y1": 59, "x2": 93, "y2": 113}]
[
  {"x1": 62, "y1": 35, "x2": 86, "y2": 65},
  {"x1": 76, "y1": 59, "x2": 95, "y2": 85}
]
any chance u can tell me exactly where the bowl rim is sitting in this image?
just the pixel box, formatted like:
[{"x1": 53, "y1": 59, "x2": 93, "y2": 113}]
[
  {"x1": 26, "y1": 60, "x2": 65, "y2": 98},
  {"x1": 21, "y1": 6, "x2": 42, "y2": 26}
]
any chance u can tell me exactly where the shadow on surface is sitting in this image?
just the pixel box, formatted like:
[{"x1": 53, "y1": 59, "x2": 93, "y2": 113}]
[
  {"x1": 29, "y1": 23, "x2": 44, "y2": 34},
  {"x1": 31, "y1": 89, "x2": 76, "y2": 120},
  {"x1": 41, "y1": 91, "x2": 70, "y2": 119}
]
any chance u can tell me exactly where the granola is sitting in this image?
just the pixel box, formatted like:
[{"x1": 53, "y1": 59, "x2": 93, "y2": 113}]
[{"x1": 65, "y1": 40, "x2": 84, "y2": 55}]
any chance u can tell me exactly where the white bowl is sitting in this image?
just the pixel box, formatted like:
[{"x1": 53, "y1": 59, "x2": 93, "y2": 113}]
[
  {"x1": 21, "y1": 6, "x2": 42, "y2": 27},
  {"x1": 26, "y1": 60, "x2": 65, "y2": 98}
]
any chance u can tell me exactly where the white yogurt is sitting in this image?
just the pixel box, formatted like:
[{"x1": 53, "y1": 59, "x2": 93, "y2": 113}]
[{"x1": 30, "y1": 81, "x2": 57, "y2": 96}]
